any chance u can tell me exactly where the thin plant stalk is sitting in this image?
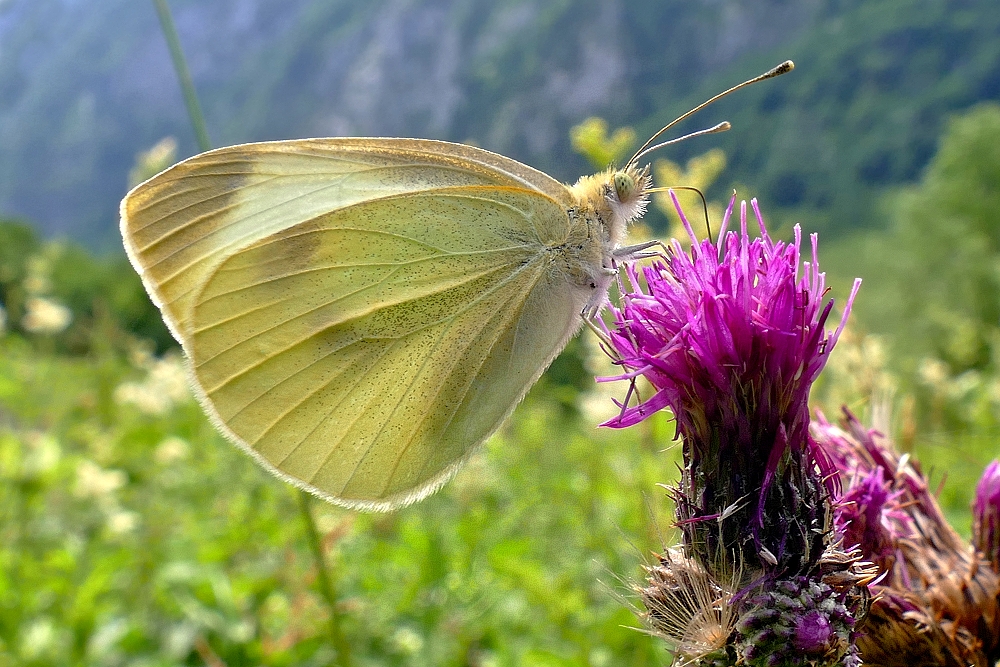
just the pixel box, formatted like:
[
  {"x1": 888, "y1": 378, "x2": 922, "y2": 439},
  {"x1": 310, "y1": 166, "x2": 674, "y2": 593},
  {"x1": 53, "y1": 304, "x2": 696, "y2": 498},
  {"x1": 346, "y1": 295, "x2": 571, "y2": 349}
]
[
  {"x1": 298, "y1": 491, "x2": 353, "y2": 667},
  {"x1": 150, "y1": 2, "x2": 351, "y2": 662},
  {"x1": 151, "y1": 0, "x2": 212, "y2": 152}
]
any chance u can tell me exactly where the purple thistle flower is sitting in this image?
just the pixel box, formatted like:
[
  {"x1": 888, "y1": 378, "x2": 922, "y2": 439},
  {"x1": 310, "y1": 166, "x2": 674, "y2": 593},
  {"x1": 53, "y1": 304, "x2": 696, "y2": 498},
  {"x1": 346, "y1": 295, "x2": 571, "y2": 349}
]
[
  {"x1": 814, "y1": 410, "x2": 1000, "y2": 666},
  {"x1": 973, "y1": 459, "x2": 1000, "y2": 571},
  {"x1": 832, "y1": 465, "x2": 907, "y2": 571},
  {"x1": 601, "y1": 193, "x2": 859, "y2": 436},
  {"x1": 602, "y1": 192, "x2": 860, "y2": 575},
  {"x1": 813, "y1": 413, "x2": 913, "y2": 567}
]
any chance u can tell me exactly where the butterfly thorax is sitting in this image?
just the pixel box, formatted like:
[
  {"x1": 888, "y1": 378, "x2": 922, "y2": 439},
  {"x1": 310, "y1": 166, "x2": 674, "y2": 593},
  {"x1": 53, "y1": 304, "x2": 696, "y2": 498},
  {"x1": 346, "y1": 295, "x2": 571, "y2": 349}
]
[{"x1": 555, "y1": 164, "x2": 651, "y2": 295}]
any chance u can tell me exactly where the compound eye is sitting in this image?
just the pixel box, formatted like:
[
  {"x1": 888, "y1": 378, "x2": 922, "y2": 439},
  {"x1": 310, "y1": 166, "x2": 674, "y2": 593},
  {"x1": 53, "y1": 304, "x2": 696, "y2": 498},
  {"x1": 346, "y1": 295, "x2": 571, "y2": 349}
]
[{"x1": 613, "y1": 171, "x2": 635, "y2": 202}]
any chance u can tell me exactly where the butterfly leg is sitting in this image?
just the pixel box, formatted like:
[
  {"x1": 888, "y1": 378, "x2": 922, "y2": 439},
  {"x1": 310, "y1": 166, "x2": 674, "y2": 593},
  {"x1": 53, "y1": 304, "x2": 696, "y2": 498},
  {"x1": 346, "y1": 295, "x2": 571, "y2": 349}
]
[
  {"x1": 612, "y1": 239, "x2": 670, "y2": 263},
  {"x1": 580, "y1": 239, "x2": 671, "y2": 351},
  {"x1": 582, "y1": 310, "x2": 615, "y2": 351}
]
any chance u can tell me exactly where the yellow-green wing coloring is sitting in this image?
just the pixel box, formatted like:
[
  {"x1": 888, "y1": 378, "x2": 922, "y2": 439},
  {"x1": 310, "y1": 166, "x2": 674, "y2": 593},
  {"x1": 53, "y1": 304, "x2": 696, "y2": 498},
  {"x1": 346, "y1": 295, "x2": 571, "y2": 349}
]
[{"x1": 189, "y1": 187, "x2": 590, "y2": 509}]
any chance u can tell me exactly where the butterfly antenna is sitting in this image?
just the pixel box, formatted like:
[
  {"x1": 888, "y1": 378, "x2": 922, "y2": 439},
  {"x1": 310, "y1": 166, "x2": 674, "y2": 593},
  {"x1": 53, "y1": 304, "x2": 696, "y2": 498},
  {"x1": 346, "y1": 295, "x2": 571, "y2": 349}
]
[
  {"x1": 627, "y1": 60, "x2": 794, "y2": 168},
  {"x1": 631, "y1": 122, "x2": 731, "y2": 165}
]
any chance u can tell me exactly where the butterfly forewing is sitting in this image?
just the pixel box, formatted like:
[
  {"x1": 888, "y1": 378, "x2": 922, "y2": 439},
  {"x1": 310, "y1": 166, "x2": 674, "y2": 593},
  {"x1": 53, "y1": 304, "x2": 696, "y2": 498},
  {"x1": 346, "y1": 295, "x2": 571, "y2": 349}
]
[{"x1": 121, "y1": 138, "x2": 572, "y2": 343}]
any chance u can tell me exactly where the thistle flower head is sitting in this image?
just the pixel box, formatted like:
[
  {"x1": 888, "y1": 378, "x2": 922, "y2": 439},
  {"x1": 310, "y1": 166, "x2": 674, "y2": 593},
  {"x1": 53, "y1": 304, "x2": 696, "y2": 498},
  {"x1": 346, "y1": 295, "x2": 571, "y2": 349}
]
[
  {"x1": 973, "y1": 459, "x2": 1000, "y2": 571},
  {"x1": 814, "y1": 410, "x2": 1000, "y2": 667},
  {"x1": 602, "y1": 193, "x2": 858, "y2": 436},
  {"x1": 832, "y1": 465, "x2": 906, "y2": 571},
  {"x1": 602, "y1": 193, "x2": 860, "y2": 575}
]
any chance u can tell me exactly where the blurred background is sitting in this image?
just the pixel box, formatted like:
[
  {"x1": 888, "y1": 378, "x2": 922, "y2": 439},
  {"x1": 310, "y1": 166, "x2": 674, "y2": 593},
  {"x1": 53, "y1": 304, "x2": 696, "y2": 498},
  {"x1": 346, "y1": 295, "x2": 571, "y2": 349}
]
[{"x1": 1, "y1": 0, "x2": 999, "y2": 665}]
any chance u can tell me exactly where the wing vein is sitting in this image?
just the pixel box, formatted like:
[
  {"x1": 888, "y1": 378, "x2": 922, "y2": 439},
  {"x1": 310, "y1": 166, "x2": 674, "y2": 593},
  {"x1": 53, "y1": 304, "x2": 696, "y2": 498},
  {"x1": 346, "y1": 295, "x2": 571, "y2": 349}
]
[
  {"x1": 144, "y1": 175, "x2": 376, "y2": 279},
  {"x1": 196, "y1": 248, "x2": 533, "y2": 334},
  {"x1": 316, "y1": 277, "x2": 526, "y2": 492},
  {"x1": 130, "y1": 175, "x2": 283, "y2": 238},
  {"x1": 133, "y1": 157, "x2": 507, "y2": 249},
  {"x1": 213, "y1": 255, "x2": 538, "y2": 421},
  {"x1": 270, "y1": 338, "x2": 401, "y2": 470}
]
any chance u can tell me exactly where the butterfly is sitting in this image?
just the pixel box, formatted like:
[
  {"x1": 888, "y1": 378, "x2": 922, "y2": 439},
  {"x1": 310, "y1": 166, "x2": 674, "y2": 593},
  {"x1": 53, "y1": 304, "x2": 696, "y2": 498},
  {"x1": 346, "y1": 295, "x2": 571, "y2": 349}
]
[{"x1": 120, "y1": 62, "x2": 792, "y2": 511}]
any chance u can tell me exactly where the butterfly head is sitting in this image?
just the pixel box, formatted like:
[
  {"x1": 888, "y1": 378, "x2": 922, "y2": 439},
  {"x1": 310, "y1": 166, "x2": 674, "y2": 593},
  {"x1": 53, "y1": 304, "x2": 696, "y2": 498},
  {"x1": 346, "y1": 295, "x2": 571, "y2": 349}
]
[{"x1": 609, "y1": 163, "x2": 651, "y2": 225}]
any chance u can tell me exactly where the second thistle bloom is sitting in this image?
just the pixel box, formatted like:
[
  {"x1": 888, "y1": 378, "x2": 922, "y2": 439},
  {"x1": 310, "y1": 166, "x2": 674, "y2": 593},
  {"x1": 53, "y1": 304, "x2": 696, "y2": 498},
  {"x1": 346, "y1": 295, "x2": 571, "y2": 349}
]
[
  {"x1": 603, "y1": 193, "x2": 860, "y2": 574},
  {"x1": 974, "y1": 460, "x2": 1000, "y2": 571}
]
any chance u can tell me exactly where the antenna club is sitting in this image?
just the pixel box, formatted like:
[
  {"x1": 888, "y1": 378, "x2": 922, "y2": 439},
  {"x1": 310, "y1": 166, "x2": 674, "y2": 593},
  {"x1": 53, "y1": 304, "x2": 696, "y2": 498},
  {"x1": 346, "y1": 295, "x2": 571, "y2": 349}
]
[{"x1": 766, "y1": 60, "x2": 795, "y2": 78}]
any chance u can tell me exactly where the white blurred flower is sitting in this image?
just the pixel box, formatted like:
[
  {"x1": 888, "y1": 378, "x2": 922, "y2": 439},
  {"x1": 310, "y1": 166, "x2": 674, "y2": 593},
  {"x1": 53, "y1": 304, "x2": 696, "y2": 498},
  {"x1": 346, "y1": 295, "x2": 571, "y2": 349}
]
[
  {"x1": 477, "y1": 651, "x2": 500, "y2": 667},
  {"x1": 154, "y1": 436, "x2": 190, "y2": 464},
  {"x1": 989, "y1": 378, "x2": 1000, "y2": 406},
  {"x1": 114, "y1": 353, "x2": 191, "y2": 415},
  {"x1": 589, "y1": 647, "x2": 612, "y2": 667},
  {"x1": 20, "y1": 617, "x2": 57, "y2": 660},
  {"x1": 163, "y1": 622, "x2": 198, "y2": 660},
  {"x1": 23, "y1": 254, "x2": 52, "y2": 295},
  {"x1": 918, "y1": 357, "x2": 949, "y2": 387},
  {"x1": 22, "y1": 275, "x2": 49, "y2": 295},
  {"x1": 106, "y1": 510, "x2": 140, "y2": 535},
  {"x1": 126, "y1": 339, "x2": 155, "y2": 368},
  {"x1": 391, "y1": 627, "x2": 424, "y2": 655},
  {"x1": 74, "y1": 460, "x2": 126, "y2": 499},
  {"x1": 86, "y1": 618, "x2": 129, "y2": 660},
  {"x1": 21, "y1": 296, "x2": 72, "y2": 334},
  {"x1": 22, "y1": 431, "x2": 61, "y2": 478}
]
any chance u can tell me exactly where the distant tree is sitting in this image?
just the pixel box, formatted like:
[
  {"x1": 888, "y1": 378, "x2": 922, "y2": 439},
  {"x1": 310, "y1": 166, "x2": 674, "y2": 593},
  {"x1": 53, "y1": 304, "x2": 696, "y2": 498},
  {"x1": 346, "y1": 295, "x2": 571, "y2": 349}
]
[
  {"x1": 569, "y1": 117, "x2": 635, "y2": 170},
  {"x1": 842, "y1": 103, "x2": 1000, "y2": 435},
  {"x1": 889, "y1": 103, "x2": 1000, "y2": 373}
]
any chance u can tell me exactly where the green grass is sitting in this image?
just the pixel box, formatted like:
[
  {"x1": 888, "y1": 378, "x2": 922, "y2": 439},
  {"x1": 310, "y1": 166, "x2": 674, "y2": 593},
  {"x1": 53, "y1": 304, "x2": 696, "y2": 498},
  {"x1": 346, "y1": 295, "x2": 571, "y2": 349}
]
[{"x1": 0, "y1": 332, "x2": 682, "y2": 666}]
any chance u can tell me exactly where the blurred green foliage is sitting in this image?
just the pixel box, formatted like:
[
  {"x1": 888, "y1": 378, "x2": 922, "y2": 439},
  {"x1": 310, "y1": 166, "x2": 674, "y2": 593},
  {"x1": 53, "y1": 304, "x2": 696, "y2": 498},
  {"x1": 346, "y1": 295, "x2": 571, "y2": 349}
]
[
  {"x1": 569, "y1": 119, "x2": 636, "y2": 171},
  {"x1": 650, "y1": 148, "x2": 728, "y2": 243},
  {"x1": 0, "y1": 136, "x2": 682, "y2": 661},
  {"x1": 0, "y1": 326, "x2": 681, "y2": 665},
  {"x1": 829, "y1": 103, "x2": 1000, "y2": 407},
  {"x1": 883, "y1": 103, "x2": 1000, "y2": 374},
  {"x1": 817, "y1": 103, "x2": 1000, "y2": 531},
  {"x1": 0, "y1": 219, "x2": 172, "y2": 354}
]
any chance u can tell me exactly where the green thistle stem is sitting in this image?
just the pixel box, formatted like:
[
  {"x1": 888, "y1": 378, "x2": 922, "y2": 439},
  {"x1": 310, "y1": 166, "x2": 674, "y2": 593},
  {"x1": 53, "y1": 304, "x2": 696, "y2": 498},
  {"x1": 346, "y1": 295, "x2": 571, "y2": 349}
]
[
  {"x1": 151, "y1": 0, "x2": 212, "y2": 152},
  {"x1": 298, "y1": 491, "x2": 353, "y2": 667}
]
